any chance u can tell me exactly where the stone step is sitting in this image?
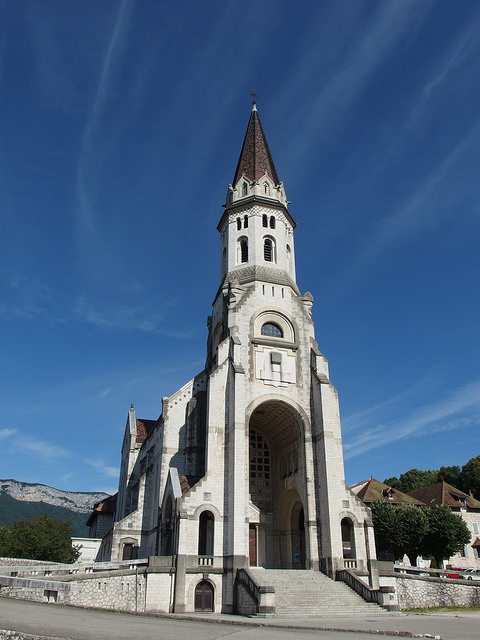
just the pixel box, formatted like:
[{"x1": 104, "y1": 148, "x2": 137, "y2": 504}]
[{"x1": 248, "y1": 568, "x2": 387, "y2": 617}]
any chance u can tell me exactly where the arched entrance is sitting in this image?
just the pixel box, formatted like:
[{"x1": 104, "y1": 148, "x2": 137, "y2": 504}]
[
  {"x1": 194, "y1": 580, "x2": 214, "y2": 611},
  {"x1": 248, "y1": 400, "x2": 307, "y2": 569}
]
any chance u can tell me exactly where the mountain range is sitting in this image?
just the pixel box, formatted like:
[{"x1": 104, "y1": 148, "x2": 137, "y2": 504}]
[{"x1": 0, "y1": 479, "x2": 109, "y2": 537}]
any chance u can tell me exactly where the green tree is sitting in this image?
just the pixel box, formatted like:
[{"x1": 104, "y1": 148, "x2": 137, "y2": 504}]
[
  {"x1": 0, "y1": 525, "x2": 9, "y2": 556},
  {"x1": 370, "y1": 501, "x2": 428, "y2": 564},
  {"x1": 3, "y1": 514, "x2": 80, "y2": 564},
  {"x1": 421, "y1": 505, "x2": 471, "y2": 567},
  {"x1": 395, "y1": 504, "x2": 429, "y2": 566},
  {"x1": 398, "y1": 468, "x2": 438, "y2": 492},
  {"x1": 461, "y1": 456, "x2": 480, "y2": 500},
  {"x1": 437, "y1": 465, "x2": 463, "y2": 490},
  {"x1": 383, "y1": 476, "x2": 403, "y2": 490},
  {"x1": 370, "y1": 501, "x2": 398, "y2": 558}
]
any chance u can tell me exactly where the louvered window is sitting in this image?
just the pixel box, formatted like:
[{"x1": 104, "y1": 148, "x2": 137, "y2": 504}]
[
  {"x1": 264, "y1": 238, "x2": 273, "y2": 262},
  {"x1": 241, "y1": 239, "x2": 248, "y2": 263}
]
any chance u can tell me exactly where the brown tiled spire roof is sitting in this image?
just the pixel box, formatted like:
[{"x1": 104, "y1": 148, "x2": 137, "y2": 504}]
[{"x1": 232, "y1": 100, "x2": 280, "y2": 188}]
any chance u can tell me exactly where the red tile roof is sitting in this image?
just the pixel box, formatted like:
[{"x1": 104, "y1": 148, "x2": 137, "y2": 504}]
[{"x1": 408, "y1": 481, "x2": 480, "y2": 509}]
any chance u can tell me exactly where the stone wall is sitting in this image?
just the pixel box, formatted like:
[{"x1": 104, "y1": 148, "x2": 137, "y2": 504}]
[
  {"x1": 67, "y1": 570, "x2": 146, "y2": 612},
  {"x1": 1, "y1": 631, "x2": 48, "y2": 640},
  {"x1": 0, "y1": 569, "x2": 147, "y2": 613},
  {"x1": 381, "y1": 574, "x2": 480, "y2": 610}
]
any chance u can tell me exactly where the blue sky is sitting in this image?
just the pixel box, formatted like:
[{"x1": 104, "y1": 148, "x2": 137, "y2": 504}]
[{"x1": 1, "y1": 1, "x2": 479, "y2": 495}]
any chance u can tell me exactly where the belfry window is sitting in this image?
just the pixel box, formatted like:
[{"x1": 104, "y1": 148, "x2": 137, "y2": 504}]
[
  {"x1": 264, "y1": 238, "x2": 273, "y2": 262},
  {"x1": 269, "y1": 216, "x2": 275, "y2": 229},
  {"x1": 236, "y1": 217, "x2": 241, "y2": 230},
  {"x1": 240, "y1": 238, "x2": 248, "y2": 263},
  {"x1": 244, "y1": 215, "x2": 248, "y2": 228},
  {"x1": 263, "y1": 182, "x2": 269, "y2": 195},
  {"x1": 262, "y1": 214, "x2": 268, "y2": 227},
  {"x1": 242, "y1": 182, "x2": 248, "y2": 196},
  {"x1": 261, "y1": 322, "x2": 283, "y2": 338}
]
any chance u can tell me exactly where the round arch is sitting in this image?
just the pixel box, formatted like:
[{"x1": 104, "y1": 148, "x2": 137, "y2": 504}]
[
  {"x1": 252, "y1": 308, "x2": 296, "y2": 343},
  {"x1": 194, "y1": 579, "x2": 215, "y2": 612},
  {"x1": 247, "y1": 399, "x2": 308, "y2": 569}
]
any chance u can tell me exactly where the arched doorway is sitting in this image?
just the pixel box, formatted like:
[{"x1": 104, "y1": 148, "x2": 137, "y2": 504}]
[
  {"x1": 194, "y1": 580, "x2": 214, "y2": 611},
  {"x1": 248, "y1": 400, "x2": 306, "y2": 569},
  {"x1": 291, "y1": 502, "x2": 306, "y2": 569},
  {"x1": 341, "y1": 518, "x2": 356, "y2": 566}
]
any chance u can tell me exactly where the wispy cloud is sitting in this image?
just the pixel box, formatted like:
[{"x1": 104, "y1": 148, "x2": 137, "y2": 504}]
[
  {"x1": 0, "y1": 428, "x2": 17, "y2": 440},
  {"x1": 282, "y1": 2, "x2": 431, "y2": 168},
  {"x1": 343, "y1": 378, "x2": 480, "y2": 460},
  {"x1": 19, "y1": 437, "x2": 71, "y2": 463},
  {"x1": 72, "y1": 294, "x2": 198, "y2": 336},
  {"x1": 86, "y1": 458, "x2": 119, "y2": 480},
  {"x1": 76, "y1": 0, "x2": 132, "y2": 237},
  {"x1": 0, "y1": 275, "x2": 54, "y2": 322}
]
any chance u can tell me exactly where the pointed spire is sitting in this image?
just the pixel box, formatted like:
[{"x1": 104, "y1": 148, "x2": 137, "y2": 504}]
[{"x1": 232, "y1": 98, "x2": 280, "y2": 188}]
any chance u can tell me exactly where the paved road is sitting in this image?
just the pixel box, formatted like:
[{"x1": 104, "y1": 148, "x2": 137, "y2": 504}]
[{"x1": 2, "y1": 598, "x2": 480, "y2": 640}]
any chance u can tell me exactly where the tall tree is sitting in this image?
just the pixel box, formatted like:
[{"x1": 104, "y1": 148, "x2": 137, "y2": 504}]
[
  {"x1": 461, "y1": 456, "x2": 480, "y2": 500},
  {"x1": 398, "y1": 468, "x2": 438, "y2": 492},
  {"x1": 370, "y1": 501, "x2": 428, "y2": 564},
  {"x1": 3, "y1": 514, "x2": 80, "y2": 564},
  {"x1": 395, "y1": 504, "x2": 429, "y2": 566},
  {"x1": 0, "y1": 525, "x2": 9, "y2": 556},
  {"x1": 437, "y1": 465, "x2": 462, "y2": 490},
  {"x1": 421, "y1": 505, "x2": 471, "y2": 567}
]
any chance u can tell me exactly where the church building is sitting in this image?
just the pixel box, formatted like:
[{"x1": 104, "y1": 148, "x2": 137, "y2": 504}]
[{"x1": 100, "y1": 99, "x2": 378, "y2": 614}]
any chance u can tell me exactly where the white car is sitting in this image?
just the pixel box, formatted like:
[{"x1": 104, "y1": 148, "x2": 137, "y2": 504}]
[{"x1": 463, "y1": 568, "x2": 480, "y2": 581}]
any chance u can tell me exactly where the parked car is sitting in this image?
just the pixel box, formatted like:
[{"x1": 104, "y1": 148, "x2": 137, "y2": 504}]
[
  {"x1": 463, "y1": 568, "x2": 480, "y2": 581},
  {"x1": 445, "y1": 567, "x2": 463, "y2": 579}
]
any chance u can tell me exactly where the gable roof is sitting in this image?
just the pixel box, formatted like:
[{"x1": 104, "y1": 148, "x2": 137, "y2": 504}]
[
  {"x1": 407, "y1": 481, "x2": 480, "y2": 509},
  {"x1": 352, "y1": 478, "x2": 425, "y2": 505}
]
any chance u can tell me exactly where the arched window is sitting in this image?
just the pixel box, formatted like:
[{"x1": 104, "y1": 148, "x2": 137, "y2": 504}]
[
  {"x1": 269, "y1": 216, "x2": 275, "y2": 229},
  {"x1": 262, "y1": 214, "x2": 268, "y2": 227},
  {"x1": 242, "y1": 182, "x2": 248, "y2": 196},
  {"x1": 244, "y1": 214, "x2": 248, "y2": 228},
  {"x1": 264, "y1": 238, "x2": 273, "y2": 262},
  {"x1": 263, "y1": 182, "x2": 269, "y2": 195},
  {"x1": 198, "y1": 511, "x2": 214, "y2": 556},
  {"x1": 341, "y1": 518, "x2": 356, "y2": 560},
  {"x1": 195, "y1": 580, "x2": 214, "y2": 611},
  {"x1": 261, "y1": 322, "x2": 283, "y2": 338},
  {"x1": 240, "y1": 238, "x2": 248, "y2": 263},
  {"x1": 236, "y1": 217, "x2": 241, "y2": 230}
]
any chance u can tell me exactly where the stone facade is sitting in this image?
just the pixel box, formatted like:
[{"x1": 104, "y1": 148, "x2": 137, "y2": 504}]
[{"x1": 96, "y1": 102, "x2": 378, "y2": 613}]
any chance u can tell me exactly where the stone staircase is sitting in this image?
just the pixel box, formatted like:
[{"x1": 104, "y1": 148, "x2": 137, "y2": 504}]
[{"x1": 248, "y1": 568, "x2": 387, "y2": 617}]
